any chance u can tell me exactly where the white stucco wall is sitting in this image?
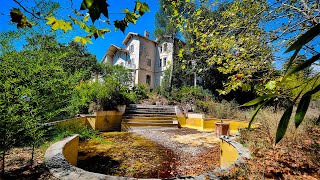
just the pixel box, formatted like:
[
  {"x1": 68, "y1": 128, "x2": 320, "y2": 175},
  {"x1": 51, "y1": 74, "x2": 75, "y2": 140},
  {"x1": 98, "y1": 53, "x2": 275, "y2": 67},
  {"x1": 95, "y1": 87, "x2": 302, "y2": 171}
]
[
  {"x1": 126, "y1": 36, "x2": 140, "y2": 85},
  {"x1": 154, "y1": 39, "x2": 174, "y2": 87},
  {"x1": 112, "y1": 51, "x2": 130, "y2": 66}
]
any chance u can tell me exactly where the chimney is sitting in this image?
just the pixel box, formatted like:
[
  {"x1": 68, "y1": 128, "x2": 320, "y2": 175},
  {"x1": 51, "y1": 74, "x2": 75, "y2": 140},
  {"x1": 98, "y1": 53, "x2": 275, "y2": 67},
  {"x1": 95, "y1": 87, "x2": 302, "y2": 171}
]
[{"x1": 144, "y1": 30, "x2": 150, "y2": 38}]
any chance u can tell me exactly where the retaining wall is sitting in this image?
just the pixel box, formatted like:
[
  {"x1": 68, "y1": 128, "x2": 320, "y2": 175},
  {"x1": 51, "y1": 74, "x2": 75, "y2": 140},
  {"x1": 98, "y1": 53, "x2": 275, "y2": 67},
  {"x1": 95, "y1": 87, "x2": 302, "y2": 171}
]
[
  {"x1": 217, "y1": 136, "x2": 251, "y2": 172},
  {"x1": 44, "y1": 110, "x2": 123, "y2": 132},
  {"x1": 45, "y1": 134, "x2": 220, "y2": 180},
  {"x1": 182, "y1": 112, "x2": 251, "y2": 134}
]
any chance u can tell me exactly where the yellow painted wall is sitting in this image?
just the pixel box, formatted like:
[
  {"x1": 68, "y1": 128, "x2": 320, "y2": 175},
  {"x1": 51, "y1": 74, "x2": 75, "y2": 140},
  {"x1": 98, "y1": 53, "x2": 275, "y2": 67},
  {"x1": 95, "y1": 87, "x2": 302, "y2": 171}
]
[
  {"x1": 220, "y1": 139, "x2": 239, "y2": 169},
  {"x1": 185, "y1": 118, "x2": 203, "y2": 129},
  {"x1": 185, "y1": 116, "x2": 253, "y2": 135},
  {"x1": 86, "y1": 111, "x2": 123, "y2": 131},
  {"x1": 175, "y1": 107, "x2": 187, "y2": 127},
  {"x1": 62, "y1": 135, "x2": 79, "y2": 166}
]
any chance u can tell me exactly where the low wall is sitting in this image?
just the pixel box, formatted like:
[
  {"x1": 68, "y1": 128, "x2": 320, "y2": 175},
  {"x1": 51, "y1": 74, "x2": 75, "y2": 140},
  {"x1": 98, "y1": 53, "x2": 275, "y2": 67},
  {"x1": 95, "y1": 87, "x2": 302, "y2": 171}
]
[
  {"x1": 183, "y1": 113, "x2": 251, "y2": 134},
  {"x1": 45, "y1": 134, "x2": 220, "y2": 180},
  {"x1": 217, "y1": 136, "x2": 251, "y2": 172},
  {"x1": 43, "y1": 111, "x2": 123, "y2": 132},
  {"x1": 86, "y1": 111, "x2": 123, "y2": 131},
  {"x1": 175, "y1": 106, "x2": 187, "y2": 127},
  {"x1": 185, "y1": 113, "x2": 204, "y2": 129}
]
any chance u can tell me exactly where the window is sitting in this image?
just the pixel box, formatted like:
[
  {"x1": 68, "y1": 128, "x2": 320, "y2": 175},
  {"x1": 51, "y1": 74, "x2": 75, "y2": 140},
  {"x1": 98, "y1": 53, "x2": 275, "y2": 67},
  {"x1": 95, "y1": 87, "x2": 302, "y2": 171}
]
[
  {"x1": 147, "y1": 59, "x2": 151, "y2": 66},
  {"x1": 129, "y1": 44, "x2": 134, "y2": 53},
  {"x1": 128, "y1": 59, "x2": 131, "y2": 64},
  {"x1": 146, "y1": 75, "x2": 151, "y2": 85},
  {"x1": 163, "y1": 57, "x2": 167, "y2": 67},
  {"x1": 163, "y1": 43, "x2": 167, "y2": 52},
  {"x1": 160, "y1": 46, "x2": 163, "y2": 53},
  {"x1": 159, "y1": 58, "x2": 162, "y2": 67}
]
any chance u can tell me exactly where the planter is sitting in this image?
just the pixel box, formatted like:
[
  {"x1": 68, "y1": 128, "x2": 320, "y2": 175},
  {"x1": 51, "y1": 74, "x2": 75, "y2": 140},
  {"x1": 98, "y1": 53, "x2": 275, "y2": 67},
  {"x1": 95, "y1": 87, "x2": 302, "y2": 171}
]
[
  {"x1": 86, "y1": 110, "x2": 123, "y2": 131},
  {"x1": 215, "y1": 122, "x2": 230, "y2": 137}
]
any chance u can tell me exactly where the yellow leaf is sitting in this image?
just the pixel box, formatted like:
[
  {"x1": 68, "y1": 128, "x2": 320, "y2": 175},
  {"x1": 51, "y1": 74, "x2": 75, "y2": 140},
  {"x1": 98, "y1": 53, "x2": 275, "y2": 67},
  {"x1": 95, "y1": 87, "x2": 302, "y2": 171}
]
[
  {"x1": 74, "y1": 36, "x2": 92, "y2": 45},
  {"x1": 46, "y1": 16, "x2": 56, "y2": 25}
]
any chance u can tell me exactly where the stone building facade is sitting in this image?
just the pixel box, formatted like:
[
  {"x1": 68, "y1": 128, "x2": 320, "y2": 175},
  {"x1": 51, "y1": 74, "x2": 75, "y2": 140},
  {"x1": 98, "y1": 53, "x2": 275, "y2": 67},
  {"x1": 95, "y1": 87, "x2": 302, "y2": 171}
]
[{"x1": 101, "y1": 31, "x2": 182, "y2": 89}]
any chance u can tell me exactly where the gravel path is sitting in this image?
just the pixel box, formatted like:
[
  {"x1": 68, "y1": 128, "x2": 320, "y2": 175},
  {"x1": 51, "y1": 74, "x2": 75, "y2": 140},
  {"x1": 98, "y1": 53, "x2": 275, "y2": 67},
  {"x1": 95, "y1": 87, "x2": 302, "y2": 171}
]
[{"x1": 131, "y1": 128, "x2": 220, "y2": 176}]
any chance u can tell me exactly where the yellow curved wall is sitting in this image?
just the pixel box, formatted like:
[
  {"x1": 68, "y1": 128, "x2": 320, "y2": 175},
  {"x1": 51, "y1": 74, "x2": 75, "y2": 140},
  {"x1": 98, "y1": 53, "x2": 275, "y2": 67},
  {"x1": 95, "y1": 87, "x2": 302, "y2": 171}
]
[
  {"x1": 62, "y1": 135, "x2": 79, "y2": 166},
  {"x1": 220, "y1": 139, "x2": 239, "y2": 169}
]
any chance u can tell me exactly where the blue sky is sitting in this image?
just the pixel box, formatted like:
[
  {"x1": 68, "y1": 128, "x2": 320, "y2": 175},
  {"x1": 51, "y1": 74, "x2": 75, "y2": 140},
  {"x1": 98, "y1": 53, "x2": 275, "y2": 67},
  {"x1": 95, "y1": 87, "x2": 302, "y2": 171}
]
[{"x1": 0, "y1": 0, "x2": 159, "y2": 61}]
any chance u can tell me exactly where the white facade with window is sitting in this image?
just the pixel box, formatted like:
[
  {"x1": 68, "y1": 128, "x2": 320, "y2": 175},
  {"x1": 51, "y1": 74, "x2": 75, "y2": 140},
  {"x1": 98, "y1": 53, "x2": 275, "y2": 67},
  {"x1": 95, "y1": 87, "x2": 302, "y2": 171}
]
[{"x1": 101, "y1": 32, "x2": 182, "y2": 90}]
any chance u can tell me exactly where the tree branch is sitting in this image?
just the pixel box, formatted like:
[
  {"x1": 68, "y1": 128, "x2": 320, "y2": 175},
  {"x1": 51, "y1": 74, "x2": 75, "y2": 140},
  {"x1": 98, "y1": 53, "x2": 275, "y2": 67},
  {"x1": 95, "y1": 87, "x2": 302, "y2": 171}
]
[{"x1": 13, "y1": 0, "x2": 43, "y2": 20}]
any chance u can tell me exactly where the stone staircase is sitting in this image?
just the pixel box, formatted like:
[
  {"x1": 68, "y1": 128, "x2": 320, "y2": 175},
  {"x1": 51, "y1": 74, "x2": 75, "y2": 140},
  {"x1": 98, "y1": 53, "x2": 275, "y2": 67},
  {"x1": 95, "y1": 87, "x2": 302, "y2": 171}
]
[{"x1": 121, "y1": 104, "x2": 179, "y2": 131}]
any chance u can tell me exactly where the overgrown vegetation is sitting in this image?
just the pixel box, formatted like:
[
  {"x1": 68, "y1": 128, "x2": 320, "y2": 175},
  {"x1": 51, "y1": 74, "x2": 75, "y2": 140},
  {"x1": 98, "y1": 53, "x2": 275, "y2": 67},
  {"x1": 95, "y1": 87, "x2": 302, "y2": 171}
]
[{"x1": 219, "y1": 107, "x2": 320, "y2": 179}]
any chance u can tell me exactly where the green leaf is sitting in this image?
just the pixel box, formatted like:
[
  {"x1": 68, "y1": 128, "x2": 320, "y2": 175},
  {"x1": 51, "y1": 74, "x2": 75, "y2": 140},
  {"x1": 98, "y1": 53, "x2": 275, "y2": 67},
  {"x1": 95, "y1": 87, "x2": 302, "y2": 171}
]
[
  {"x1": 241, "y1": 94, "x2": 276, "y2": 107},
  {"x1": 80, "y1": 0, "x2": 94, "y2": 10},
  {"x1": 134, "y1": 1, "x2": 150, "y2": 16},
  {"x1": 248, "y1": 99, "x2": 269, "y2": 129},
  {"x1": 80, "y1": 0, "x2": 109, "y2": 23},
  {"x1": 114, "y1": 20, "x2": 128, "y2": 33},
  {"x1": 295, "y1": 94, "x2": 311, "y2": 128},
  {"x1": 287, "y1": 53, "x2": 320, "y2": 76},
  {"x1": 275, "y1": 104, "x2": 293, "y2": 144},
  {"x1": 284, "y1": 48, "x2": 301, "y2": 74},
  {"x1": 265, "y1": 80, "x2": 276, "y2": 90},
  {"x1": 285, "y1": 23, "x2": 320, "y2": 53}
]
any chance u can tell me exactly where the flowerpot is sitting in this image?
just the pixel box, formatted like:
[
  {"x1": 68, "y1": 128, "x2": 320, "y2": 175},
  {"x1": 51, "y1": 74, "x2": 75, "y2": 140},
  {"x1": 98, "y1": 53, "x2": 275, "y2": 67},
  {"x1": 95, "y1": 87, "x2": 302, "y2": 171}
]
[{"x1": 215, "y1": 122, "x2": 230, "y2": 137}]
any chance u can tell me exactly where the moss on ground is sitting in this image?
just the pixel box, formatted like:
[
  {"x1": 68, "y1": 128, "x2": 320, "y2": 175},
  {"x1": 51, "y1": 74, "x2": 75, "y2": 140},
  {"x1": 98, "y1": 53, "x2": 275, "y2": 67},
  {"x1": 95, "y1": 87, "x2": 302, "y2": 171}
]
[{"x1": 77, "y1": 132, "x2": 176, "y2": 178}]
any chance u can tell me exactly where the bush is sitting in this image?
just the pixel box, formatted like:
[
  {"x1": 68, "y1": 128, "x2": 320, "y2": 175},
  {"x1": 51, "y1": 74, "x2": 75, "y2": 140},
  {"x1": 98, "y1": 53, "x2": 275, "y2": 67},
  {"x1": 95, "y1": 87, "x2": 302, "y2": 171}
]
[
  {"x1": 177, "y1": 86, "x2": 212, "y2": 104},
  {"x1": 195, "y1": 99, "x2": 239, "y2": 119}
]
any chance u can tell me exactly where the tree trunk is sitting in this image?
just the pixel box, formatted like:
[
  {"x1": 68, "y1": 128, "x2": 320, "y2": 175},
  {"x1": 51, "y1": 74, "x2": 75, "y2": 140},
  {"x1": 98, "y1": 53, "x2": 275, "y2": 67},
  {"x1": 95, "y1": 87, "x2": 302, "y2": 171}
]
[
  {"x1": 2, "y1": 149, "x2": 5, "y2": 177},
  {"x1": 30, "y1": 144, "x2": 35, "y2": 167}
]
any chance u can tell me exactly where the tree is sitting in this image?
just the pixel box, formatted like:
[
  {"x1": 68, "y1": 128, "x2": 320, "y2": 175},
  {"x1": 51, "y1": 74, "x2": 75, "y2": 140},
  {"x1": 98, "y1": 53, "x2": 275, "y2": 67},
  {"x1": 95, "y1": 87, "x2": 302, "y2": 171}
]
[
  {"x1": 153, "y1": 0, "x2": 180, "y2": 38},
  {"x1": 7, "y1": 0, "x2": 150, "y2": 44},
  {"x1": 168, "y1": 0, "x2": 274, "y2": 100},
  {"x1": 0, "y1": 34, "x2": 99, "y2": 175},
  {"x1": 72, "y1": 63, "x2": 134, "y2": 113}
]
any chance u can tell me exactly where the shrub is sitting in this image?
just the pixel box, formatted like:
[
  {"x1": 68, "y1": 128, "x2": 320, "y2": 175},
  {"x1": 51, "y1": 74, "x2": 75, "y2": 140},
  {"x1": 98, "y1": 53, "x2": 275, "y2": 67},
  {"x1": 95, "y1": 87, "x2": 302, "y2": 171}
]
[
  {"x1": 195, "y1": 99, "x2": 240, "y2": 119},
  {"x1": 177, "y1": 86, "x2": 212, "y2": 104}
]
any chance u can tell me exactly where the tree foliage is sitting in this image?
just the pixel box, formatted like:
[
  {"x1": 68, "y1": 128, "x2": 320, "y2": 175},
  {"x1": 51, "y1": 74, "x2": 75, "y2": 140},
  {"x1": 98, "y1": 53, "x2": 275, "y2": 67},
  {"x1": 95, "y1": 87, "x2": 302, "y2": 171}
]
[
  {"x1": 8, "y1": 0, "x2": 150, "y2": 44},
  {"x1": 0, "y1": 34, "x2": 99, "y2": 173},
  {"x1": 166, "y1": 0, "x2": 274, "y2": 100}
]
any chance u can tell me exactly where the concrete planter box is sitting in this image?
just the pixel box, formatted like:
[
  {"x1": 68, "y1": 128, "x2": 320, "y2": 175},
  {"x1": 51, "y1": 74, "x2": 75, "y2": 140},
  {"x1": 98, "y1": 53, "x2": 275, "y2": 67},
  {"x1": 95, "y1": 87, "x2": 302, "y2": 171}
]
[{"x1": 86, "y1": 110, "x2": 123, "y2": 131}]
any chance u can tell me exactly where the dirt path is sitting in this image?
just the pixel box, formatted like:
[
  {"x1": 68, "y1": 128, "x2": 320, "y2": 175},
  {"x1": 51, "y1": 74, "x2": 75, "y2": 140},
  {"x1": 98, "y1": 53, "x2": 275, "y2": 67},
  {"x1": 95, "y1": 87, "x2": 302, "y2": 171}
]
[{"x1": 131, "y1": 128, "x2": 220, "y2": 177}]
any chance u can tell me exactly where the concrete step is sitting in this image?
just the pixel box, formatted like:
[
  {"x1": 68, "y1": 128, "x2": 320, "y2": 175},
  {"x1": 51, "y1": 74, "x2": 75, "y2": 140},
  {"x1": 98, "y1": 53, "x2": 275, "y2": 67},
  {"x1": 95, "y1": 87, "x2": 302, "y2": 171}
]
[
  {"x1": 122, "y1": 126, "x2": 179, "y2": 132},
  {"x1": 126, "y1": 108, "x2": 175, "y2": 112},
  {"x1": 125, "y1": 110, "x2": 176, "y2": 115},
  {"x1": 122, "y1": 119, "x2": 177, "y2": 123},
  {"x1": 123, "y1": 116, "x2": 177, "y2": 120},
  {"x1": 123, "y1": 114, "x2": 177, "y2": 118},
  {"x1": 128, "y1": 104, "x2": 176, "y2": 108},
  {"x1": 121, "y1": 122, "x2": 178, "y2": 127},
  {"x1": 124, "y1": 111, "x2": 176, "y2": 116}
]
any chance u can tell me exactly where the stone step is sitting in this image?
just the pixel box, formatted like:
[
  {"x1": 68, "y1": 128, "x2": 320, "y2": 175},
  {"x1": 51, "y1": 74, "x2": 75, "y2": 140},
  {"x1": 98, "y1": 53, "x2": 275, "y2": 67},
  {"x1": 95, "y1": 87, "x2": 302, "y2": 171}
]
[
  {"x1": 123, "y1": 114, "x2": 177, "y2": 118},
  {"x1": 122, "y1": 119, "x2": 177, "y2": 123},
  {"x1": 125, "y1": 110, "x2": 176, "y2": 114},
  {"x1": 123, "y1": 116, "x2": 177, "y2": 120},
  {"x1": 128, "y1": 104, "x2": 176, "y2": 108},
  {"x1": 122, "y1": 126, "x2": 179, "y2": 131},
  {"x1": 125, "y1": 109, "x2": 176, "y2": 113},
  {"x1": 121, "y1": 122, "x2": 178, "y2": 127}
]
